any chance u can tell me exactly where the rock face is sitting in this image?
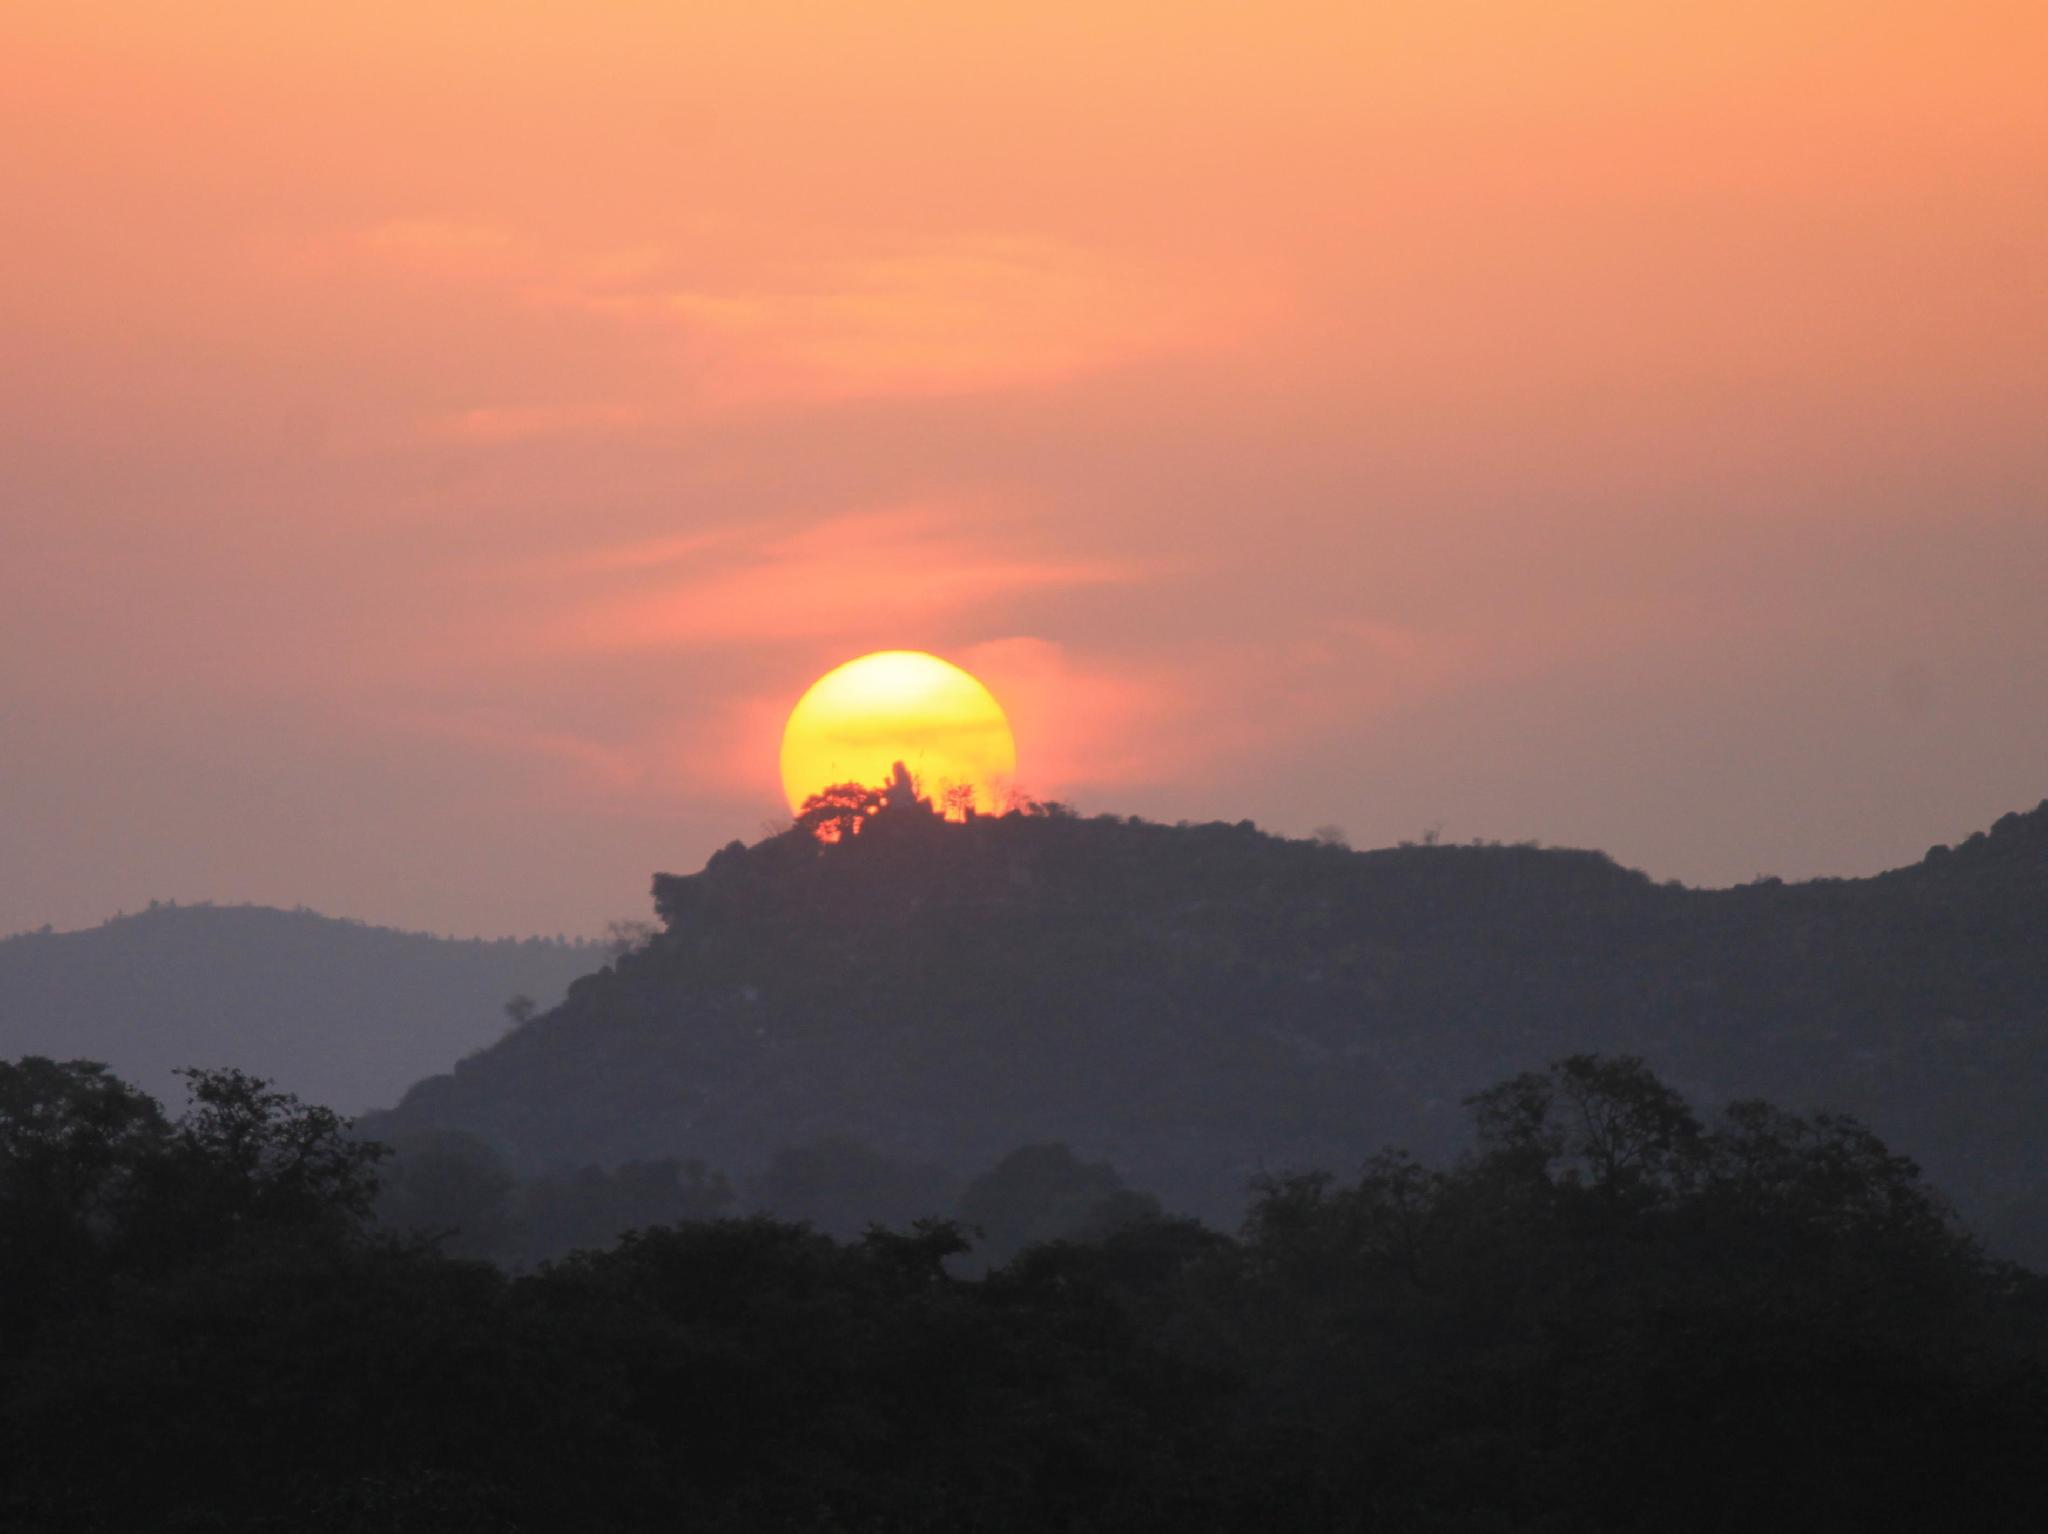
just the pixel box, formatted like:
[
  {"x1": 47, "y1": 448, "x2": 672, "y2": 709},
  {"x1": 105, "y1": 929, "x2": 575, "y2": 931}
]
[{"x1": 363, "y1": 800, "x2": 2048, "y2": 1253}]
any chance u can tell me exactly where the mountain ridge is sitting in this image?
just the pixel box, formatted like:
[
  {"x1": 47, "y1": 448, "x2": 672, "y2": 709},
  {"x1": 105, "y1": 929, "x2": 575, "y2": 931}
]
[
  {"x1": 364, "y1": 796, "x2": 2048, "y2": 1256},
  {"x1": 0, "y1": 903, "x2": 602, "y2": 1114}
]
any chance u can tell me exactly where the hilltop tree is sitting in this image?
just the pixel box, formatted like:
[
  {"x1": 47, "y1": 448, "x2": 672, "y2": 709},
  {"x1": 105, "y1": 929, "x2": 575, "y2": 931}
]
[{"x1": 795, "y1": 780, "x2": 883, "y2": 843}]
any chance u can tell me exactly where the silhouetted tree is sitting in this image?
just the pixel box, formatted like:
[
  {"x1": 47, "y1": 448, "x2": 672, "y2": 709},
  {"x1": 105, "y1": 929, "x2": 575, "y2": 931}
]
[
  {"x1": 795, "y1": 780, "x2": 882, "y2": 843},
  {"x1": 750, "y1": 1134, "x2": 954, "y2": 1238},
  {"x1": 1465, "y1": 1051, "x2": 1706, "y2": 1205},
  {"x1": 0, "y1": 1057, "x2": 169, "y2": 1340},
  {"x1": 373, "y1": 1128, "x2": 519, "y2": 1260},
  {"x1": 5, "y1": 1052, "x2": 2047, "y2": 1531},
  {"x1": 959, "y1": 1143, "x2": 1162, "y2": 1267},
  {"x1": 517, "y1": 1157, "x2": 733, "y2": 1264},
  {"x1": 603, "y1": 919, "x2": 658, "y2": 958},
  {"x1": 120, "y1": 1068, "x2": 386, "y2": 1268}
]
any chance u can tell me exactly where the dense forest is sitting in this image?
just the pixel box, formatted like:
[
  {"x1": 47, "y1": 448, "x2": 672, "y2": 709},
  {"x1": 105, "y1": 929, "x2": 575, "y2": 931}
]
[
  {"x1": 4, "y1": 1052, "x2": 2043, "y2": 1531},
  {"x1": 365, "y1": 795, "x2": 2048, "y2": 1264},
  {"x1": 0, "y1": 905, "x2": 600, "y2": 1114}
]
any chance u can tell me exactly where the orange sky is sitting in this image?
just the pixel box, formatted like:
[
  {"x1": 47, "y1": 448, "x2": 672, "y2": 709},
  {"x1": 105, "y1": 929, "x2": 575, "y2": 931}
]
[{"x1": 5, "y1": 2, "x2": 2046, "y2": 936}]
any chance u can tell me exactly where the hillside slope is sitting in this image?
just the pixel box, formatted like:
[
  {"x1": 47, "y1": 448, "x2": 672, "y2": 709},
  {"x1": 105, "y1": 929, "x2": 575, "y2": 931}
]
[
  {"x1": 365, "y1": 799, "x2": 2048, "y2": 1251},
  {"x1": 0, "y1": 905, "x2": 602, "y2": 1113}
]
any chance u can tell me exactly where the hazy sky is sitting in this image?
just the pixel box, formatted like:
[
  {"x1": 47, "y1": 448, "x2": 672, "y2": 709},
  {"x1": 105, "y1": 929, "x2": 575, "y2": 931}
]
[{"x1": 6, "y1": 1, "x2": 2045, "y2": 937}]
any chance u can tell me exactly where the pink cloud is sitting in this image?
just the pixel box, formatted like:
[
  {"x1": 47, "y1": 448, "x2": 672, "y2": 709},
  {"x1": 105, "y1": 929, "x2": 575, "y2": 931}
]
[
  {"x1": 423, "y1": 402, "x2": 647, "y2": 444},
  {"x1": 953, "y1": 620, "x2": 1497, "y2": 810},
  {"x1": 354, "y1": 220, "x2": 524, "y2": 280},
  {"x1": 389, "y1": 708, "x2": 644, "y2": 796},
  {"x1": 610, "y1": 238, "x2": 1253, "y2": 403},
  {"x1": 348, "y1": 219, "x2": 1259, "y2": 421},
  {"x1": 555, "y1": 508, "x2": 1140, "y2": 653},
  {"x1": 959, "y1": 637, "x2": 1189, "y2": 795}
]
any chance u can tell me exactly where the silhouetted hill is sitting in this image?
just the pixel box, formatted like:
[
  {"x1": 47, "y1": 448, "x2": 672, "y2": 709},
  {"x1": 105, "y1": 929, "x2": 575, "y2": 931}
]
[
  {"x1": 365, "y1": 798, "x2": 2048, "y2": 1256},
  {"x1": 0, "y1": 904, "x2": 601, "y2": 1113}
]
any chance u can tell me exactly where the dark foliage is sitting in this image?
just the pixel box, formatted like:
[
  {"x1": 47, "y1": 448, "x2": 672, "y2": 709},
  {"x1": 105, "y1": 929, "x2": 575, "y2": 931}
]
[
  {"x1": 374, "y1": 1129, "x2": 737, "y2": 1267},
  {"x1": 750, "y1": 1134, "x2": 953, "y2": 1240},
  {"x1": 957, "y1": 1142, "x2": 1162, "y2": 1268},
  {"x1": 5, "y1": 1054, "x2": 2045, "y2": 1531}
]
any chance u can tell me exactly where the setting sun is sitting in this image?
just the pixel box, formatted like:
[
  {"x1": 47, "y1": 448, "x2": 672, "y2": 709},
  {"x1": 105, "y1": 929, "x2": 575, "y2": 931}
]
[
  {"x1": 780, "y1": 651, "x2": 1018, "y2": 817},
  {"x1": 774, "y1": 647, "x2": 1015, "y2": 815}
]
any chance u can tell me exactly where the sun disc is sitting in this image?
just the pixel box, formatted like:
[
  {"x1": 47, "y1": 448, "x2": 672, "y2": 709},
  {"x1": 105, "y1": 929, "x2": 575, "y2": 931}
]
[{"x1": 780, "y1": 651, "x2": 1017, "y2": 817}]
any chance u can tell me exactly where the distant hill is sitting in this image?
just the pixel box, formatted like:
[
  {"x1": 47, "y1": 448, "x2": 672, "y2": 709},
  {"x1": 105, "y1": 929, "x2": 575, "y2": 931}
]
[
  {"x1": 0, "y1": 905, "x2": 602, "y2": 1114},
  {"x1": 362, "y1": 798, "x2": 2048, "y2": 1258}
]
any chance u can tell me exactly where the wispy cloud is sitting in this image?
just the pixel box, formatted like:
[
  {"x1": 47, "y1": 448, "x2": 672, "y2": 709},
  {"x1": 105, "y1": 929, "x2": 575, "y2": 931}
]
[
  {"x1": 355, "y1": 220, "x2": 524, "y2": 278},
  {"x1": 596, "y1": 238, "x2": 1235, "y2": 402},
  {"x1": 959, "y1": 636, "x2": 1188, "y2": 793},
  {"x1": 425, "y1": 402, "x2": 649, "y2": 444},
  {"x1": 345, "y1": 220, "x2": 1252, "y2": 430},
  {"x1": 552, "y1": 507, "x2": 1140, "y2": 653},
  {"x1": 392, "y1": 708, "x2": 645, "y2": 795},
  {"x1": 468, "y1": 531, "x2": 739, "y2": 590}
]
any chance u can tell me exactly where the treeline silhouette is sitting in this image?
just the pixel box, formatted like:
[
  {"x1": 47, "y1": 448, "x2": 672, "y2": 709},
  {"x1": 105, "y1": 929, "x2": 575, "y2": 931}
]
[
  {"x1": 376, "y1": 1126, "x2": 1154, "y2": 1270},
  {"x1": 4, "y1": 1052, "x2": 2044, "y2": 1531},
  {"x1": 366, "y1": 795, "x2": 2048, "y2": 1263}
]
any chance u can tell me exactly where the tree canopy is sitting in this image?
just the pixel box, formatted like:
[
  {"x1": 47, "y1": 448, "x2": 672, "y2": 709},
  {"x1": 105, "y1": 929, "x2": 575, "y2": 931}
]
[{"x1": 5, "y1": 1052, "x2": 2045, "y2": 1531}]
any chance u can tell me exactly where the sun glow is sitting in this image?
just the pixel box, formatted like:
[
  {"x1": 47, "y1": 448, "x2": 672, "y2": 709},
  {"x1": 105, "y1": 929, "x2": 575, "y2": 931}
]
[{"x1": 780, "y1": 651, "x2": 1017, "y2": 817}]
